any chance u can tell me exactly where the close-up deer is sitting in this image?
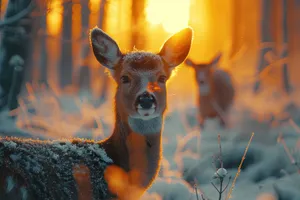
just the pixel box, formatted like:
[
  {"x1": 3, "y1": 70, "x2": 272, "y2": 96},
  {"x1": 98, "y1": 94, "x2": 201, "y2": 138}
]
[
  {"x1": 185, "y1": 53, "x2": 235, "y2": 129},
  {"x1": 0, "y1": 27, "x2": 193, "y2": 200}
]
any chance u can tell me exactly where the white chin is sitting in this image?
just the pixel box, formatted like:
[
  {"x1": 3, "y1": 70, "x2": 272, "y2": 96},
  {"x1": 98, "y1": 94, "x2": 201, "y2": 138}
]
[
  {"x1": 200, "y1": 85, "x2": 210, "y2": 96},
  {"x1": 134, "y1": 108, "x2": 157, "y2": 120}
]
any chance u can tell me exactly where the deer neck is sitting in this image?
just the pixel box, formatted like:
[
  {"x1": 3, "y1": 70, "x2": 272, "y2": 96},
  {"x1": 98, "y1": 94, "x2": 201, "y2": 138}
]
[{"x1": 102, "y1": 110, "x2": 163, "y2": 190}]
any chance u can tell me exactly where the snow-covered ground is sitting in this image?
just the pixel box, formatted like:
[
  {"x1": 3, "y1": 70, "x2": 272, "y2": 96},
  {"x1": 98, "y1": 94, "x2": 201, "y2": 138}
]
[{"x1": 0, "y1": 82, "x2": 300, "y2": 200}]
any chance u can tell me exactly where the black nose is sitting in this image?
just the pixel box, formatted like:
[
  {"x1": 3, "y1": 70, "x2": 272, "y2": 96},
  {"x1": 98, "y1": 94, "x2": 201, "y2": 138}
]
[{"x1": 137, "y1": 92, "x2": 156, "y2": 109}]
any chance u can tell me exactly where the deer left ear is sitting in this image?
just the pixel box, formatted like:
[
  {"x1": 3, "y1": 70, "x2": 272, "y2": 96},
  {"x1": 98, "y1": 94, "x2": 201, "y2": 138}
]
[
  {"x1": 159, "y1": 27, "x2": 193, "y2": 69},
  {"x1": 185, "y1": 58, "x2": 195, "y2": 67}
]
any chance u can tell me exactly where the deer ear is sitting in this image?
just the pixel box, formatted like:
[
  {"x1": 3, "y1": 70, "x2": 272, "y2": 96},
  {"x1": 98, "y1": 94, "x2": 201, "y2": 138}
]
[
  {"x1": 210, "y1": 52, "x2": 222, "y2": 66},
  {"x1": 159, "y1": 27, "x2": 193, "y2": 69},
  {"x1": 90, "y1": 27, "x2": 122, "y2": 70},
  {"x1": 185, "y1": 58, "x2": 195, "y2": 67}
]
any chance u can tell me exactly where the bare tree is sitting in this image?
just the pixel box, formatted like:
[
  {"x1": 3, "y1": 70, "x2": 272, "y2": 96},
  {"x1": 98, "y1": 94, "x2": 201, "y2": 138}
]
[
  {"x1": 0, "y1": 0, "x2": 2, "y2": 19},
  {"x1": 230, "y1": 0, "x2": 244, "y2": 60},
  {"x1": 253, "y1": 0, "x2": 274, "y2": 93},
  {"x1": 38, "y1": 8, "x2": 47, "y2": 83},
  {"x1": 280, "y1": 0, "x2": 292, "y2": 93},
  {"x1": 131, "y1": 0, "x2": 146, "y2": 50},
  {"x1": 76, "y1": 0, "x2": 90, "y2": 92},
  {"x1": 0, "y1": 0, "x2": 35, "y2": 110},
  {"x1": 97, "y1": 0, "x2": 110, "y2": 104},
  {"x1": 77, "y1": 0, "x2": 109, "y2": 105},
  {"x1": 59, "y1": 0, "x2": 73, "y2": 88}
]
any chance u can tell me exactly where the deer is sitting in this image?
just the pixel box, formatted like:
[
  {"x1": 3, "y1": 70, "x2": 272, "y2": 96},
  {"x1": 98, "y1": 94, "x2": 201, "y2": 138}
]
[
  {"x1": 185, "y1": 53, "x2": 235, "y2": 129},
  {"x1": 0, "y1": 27, "x2": 193, "y2": 200}
]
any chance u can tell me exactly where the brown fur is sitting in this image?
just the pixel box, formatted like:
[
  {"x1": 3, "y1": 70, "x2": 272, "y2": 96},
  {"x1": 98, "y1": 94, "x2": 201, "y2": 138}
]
[
  {"x1": 91, "y1": 27, "x2": 192, "y2": 199},
  {"x1": 0, "y1": 27, "x2": 193, "y2": 200},
  {"x1": 185, "y1": 53, "x2": 235, "y2": 128}
]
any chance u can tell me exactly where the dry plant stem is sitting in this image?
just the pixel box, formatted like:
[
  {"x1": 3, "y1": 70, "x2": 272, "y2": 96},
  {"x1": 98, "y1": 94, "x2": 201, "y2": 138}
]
[
  {"x1": 211, "y1": 176, "x2": 231, "y2": 200},
  {"x1": 289, "y1": 119, "x2": 300, "y2": 134},
  {"x1": 194, "y1": 184, "x2": 200, "y2": 200},
  {"x1": 211, "y1": 134, "x2": 231, "y2": 200},
  {"x1": 279, "y1": 133, "x2": 300, "y2": 173},
  {"x1": 0, "y1": 1, "x2": 35, "y2": 28},
  {"x1": 194, "y1": 178, "x2": 207, "y2": 200},
  {"x1": 218, "y1": 134, "x2": 223, "y2": 168},
  {"x1": 219, "y1": 178, "x2": 223, "y2": 200},
  {"x1": 225, "y1": 132, "x2": 255, "y2": 200}
]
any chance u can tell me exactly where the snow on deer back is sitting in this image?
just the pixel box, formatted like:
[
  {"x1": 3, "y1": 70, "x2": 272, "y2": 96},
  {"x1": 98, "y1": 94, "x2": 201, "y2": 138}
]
[
  {"x1": 185, "y1": 53, "x2": 235, "y2": 128},
  {"x1": 0, "y1": 137, "x2": 113, "y2": 200}
]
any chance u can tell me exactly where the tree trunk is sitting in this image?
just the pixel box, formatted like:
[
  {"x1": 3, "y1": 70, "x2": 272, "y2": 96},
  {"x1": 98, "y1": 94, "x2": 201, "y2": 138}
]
[
  {"x1": 0, "y1": 0, "x2": 2, "y2": 19},
  {"x1": 39, "y1": 11, "x2": 47, "y2": 83},
  {"x1": 230, "y1": 0, "x2": 243, "y2": 59},
  {"x1": 76, "y1": 0, "x2": 90, "y2": 92},
  {"x1": 253, "y1": 0, "x2": 274, "y2": 93},
  {"x1": 59, "y1": 0, "x2": 73, "y2": 89},
  {"x1": 280, "y1": 0, "x2": 292, "y2": 94},
  {"x1": 0, "y1": 0, "x2": 34, "y2": 110},
  {"x1": 97, "y1": 0, "x2": 109, "y2": 104},
  {"x1": 131, "y1": 0, "x2": 146, "y2": 50}
]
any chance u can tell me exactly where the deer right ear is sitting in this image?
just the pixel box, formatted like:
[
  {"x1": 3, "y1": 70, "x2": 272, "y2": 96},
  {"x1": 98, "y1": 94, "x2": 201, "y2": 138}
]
[
  {"x1": 159, "y1": 27, "x2": 193, "y2": 69},
  {"x1": 90, "y1": 27, "x2": 122, "y2": 70}
]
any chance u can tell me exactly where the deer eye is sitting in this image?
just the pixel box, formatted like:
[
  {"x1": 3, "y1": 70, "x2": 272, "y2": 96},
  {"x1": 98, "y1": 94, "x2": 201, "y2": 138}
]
[
  {"x1": 120, "y1": 75, "x2": 130, "y2": 84},
  {"x1": 158, "y1": 75, "x2": 167, "y2": 84}
]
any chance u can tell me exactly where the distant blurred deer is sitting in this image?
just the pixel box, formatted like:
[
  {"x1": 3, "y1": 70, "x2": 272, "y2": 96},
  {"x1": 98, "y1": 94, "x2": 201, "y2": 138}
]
[{"x1": 185, "y1": 53, "x2": 235, "y2": 128}]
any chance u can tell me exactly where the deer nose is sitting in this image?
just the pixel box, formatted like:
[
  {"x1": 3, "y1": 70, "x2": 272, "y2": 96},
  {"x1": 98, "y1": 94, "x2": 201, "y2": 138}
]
[{"x1": 136, "y1": 92, "x2": 156, "y2": 109}]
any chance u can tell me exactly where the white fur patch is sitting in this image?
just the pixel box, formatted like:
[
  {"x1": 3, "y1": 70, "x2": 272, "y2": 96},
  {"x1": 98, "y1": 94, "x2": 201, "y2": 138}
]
[{"x1": 128, "y1": 116, "x2": 162, "y2": 135}]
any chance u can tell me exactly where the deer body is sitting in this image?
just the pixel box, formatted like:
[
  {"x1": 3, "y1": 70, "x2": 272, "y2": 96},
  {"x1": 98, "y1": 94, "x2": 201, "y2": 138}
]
[
  {"x1": 185, "y1": 54, "x2": 235, "y2": 128},
  {"x1": 0, "y1": 27, "x2": 193, "y2": 200}
]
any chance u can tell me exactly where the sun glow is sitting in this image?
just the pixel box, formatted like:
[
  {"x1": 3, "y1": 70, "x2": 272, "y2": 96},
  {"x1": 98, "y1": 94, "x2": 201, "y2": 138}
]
[
  {"x1": 146, "y1": 0, "x2": 191, "y2": 33},
  {"x1": 46, "y1": 0, "x2": 63, "y2": 36}
]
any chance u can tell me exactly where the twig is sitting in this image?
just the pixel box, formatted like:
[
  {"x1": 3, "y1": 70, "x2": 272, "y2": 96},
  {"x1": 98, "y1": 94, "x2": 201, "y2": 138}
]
[
  {"x1": 0, "y1": 1, "x2": 35, "y2": 28},
  {"x1": 278, "y1": 133, "x2": 300, "y2": 173},
  {"x1": 219, "y1": 178, "x2": 223, "y2": 200},
  {"x1": 222, "y1": 176, "x2": 232, "y2": 193},
  {"x1": 225, "y1": 132, "x2": 255, "y2": 200},
  {"x1": 218, "y1": 134, "x2": 223, "y2": 168},
  {"x1": 194, "y1": 183, "x2": 200, "y2": 200},
  {"x1": 289, "y1": 119, "x2": 300, "y2": 134},
  {"x1": 211, "y1": 182, "x2": 219, "y2": 193},
  {"x1": 211, "y1": 135, "x2": 231, "y2": 200}
]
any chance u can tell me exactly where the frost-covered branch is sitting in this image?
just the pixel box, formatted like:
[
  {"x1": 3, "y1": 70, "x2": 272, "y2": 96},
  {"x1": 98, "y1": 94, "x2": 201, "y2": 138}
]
[{"x1": 0, "y1": 1, "x2": 34, "y2": 28}]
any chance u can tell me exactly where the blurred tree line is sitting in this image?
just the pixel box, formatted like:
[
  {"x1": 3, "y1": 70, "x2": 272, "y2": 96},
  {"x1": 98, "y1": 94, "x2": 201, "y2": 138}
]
[
  {"x1": 0, "y1": 0, "x2": 147, "y2": 112},
  {"x1": 0, "y1": 0, "x2": 299, "y2": 113}
]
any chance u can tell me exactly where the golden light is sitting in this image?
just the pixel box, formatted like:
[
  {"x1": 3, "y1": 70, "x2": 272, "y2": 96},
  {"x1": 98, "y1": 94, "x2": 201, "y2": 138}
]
[
  {"x1": 46, "y1": 0, "x2": 63, "y2": 36},
  {"x1": 146, "y1": 0, "x2": 191, "y2": 33},
  {"x1": 89, "y1": 0, "x2": 100, "y2": 13}
]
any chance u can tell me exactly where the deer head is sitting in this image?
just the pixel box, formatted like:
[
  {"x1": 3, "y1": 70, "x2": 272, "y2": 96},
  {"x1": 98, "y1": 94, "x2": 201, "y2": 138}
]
[
  {"x1": 90, "y1": 27, "x2": 193, "y2": 135},
  {"x1": 185, "y1": 53, "x2": 222, "y2": 96}
]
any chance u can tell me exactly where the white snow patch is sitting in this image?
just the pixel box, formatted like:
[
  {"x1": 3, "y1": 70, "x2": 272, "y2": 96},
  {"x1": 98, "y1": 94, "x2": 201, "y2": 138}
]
[
  {"x1": 3, "y1": 141, "x2": 17, "y2": 149},
  {"x1": 6, "y1": 176, "x2": 15, "y2": 193}
]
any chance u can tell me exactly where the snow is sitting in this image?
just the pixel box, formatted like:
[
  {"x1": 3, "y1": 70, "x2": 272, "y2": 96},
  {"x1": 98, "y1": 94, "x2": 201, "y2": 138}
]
[
  {"x1": 6, "y1": 176, "x2": 15, "y2": 193},
  {"x1": 0, "y1": 78, "x2": 299, "y2": 200}
]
